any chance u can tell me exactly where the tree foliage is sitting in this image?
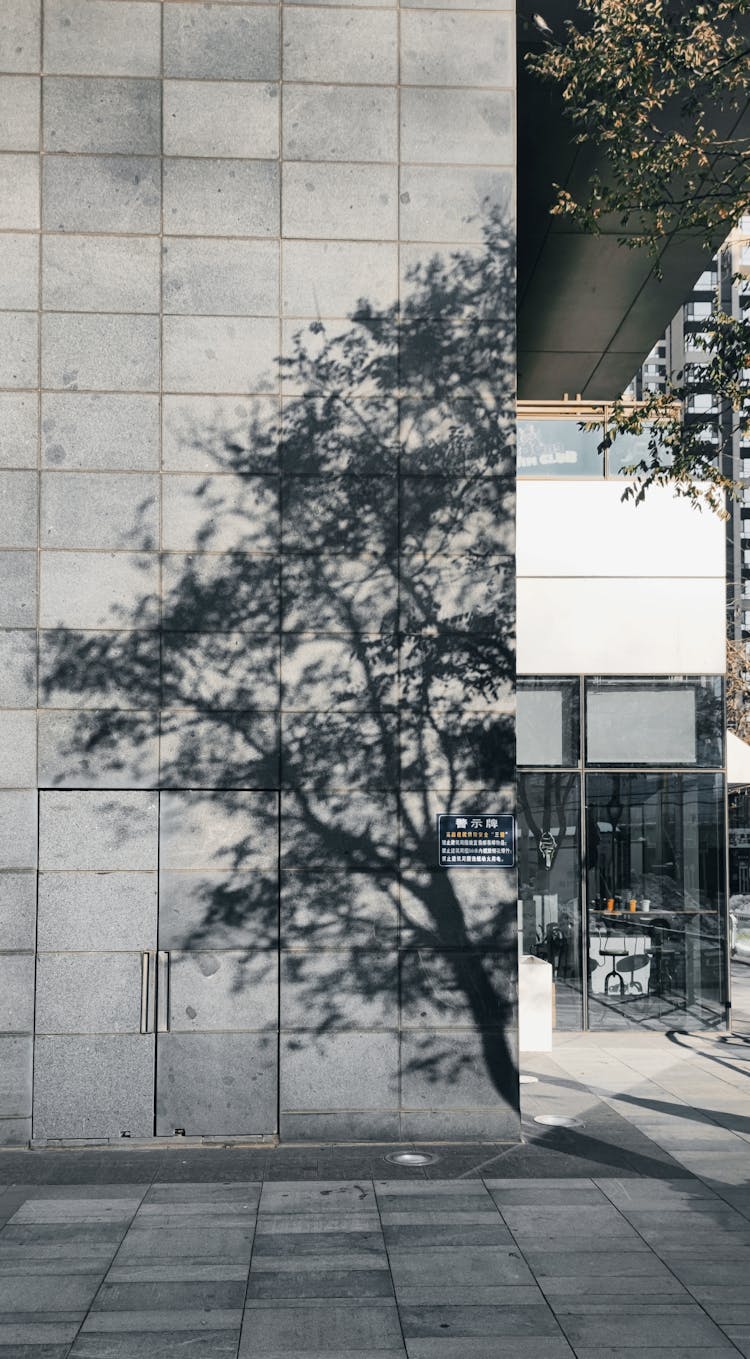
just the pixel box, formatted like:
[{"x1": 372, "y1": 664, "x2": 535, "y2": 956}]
[
  {"x1": 587, "y1": 304, "x2": 750, "y2": 514},
  {"x1": 529, "y1": 1, "x2": 750, "y2": 513},
  {"x1": 527, "y1": 0, "x2": 750, "y2": 255}
]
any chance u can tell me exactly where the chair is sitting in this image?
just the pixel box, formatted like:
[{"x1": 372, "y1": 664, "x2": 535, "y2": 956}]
[{"x1": 598, "y1": 927, "x2": 629, "y2": 996}]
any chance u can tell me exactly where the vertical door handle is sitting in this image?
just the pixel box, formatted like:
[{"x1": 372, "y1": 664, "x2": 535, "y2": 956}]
[
  {"x1": 140, "y1": 952, "x2": 152, "y2": 1033},
  {"x1": 156, "y1": 950, "x2": 170, "y2": 1032}
]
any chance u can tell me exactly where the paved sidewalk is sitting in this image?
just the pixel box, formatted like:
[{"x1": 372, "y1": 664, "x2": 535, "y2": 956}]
[{"x1": 0, "y1": 1024, "x2": 748, "y2": 1358}]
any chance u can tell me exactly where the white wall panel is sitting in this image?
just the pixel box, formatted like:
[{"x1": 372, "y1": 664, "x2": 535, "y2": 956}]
[
  {"x1": 516, "y1": 577, "x2": 726, "y2": 675},
  {"x1": 517, "y1": 481, "x2": 724, "y2": 578}
]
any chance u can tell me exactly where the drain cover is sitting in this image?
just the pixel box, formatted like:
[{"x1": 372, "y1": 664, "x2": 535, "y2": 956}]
[
  {"x1": 533, "y1": 1114, "x2": 584, "y2": 1129},
  {"x1": 519, "y1": 1075, "x2": 538, "y2": 1084},
  {"x1": 385, "y1": 1151, "x2": 439, "y2": 1167}
]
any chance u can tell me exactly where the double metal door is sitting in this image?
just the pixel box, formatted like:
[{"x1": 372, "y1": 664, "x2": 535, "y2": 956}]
[{"x1": 32, "y1": 790, "x2": 278, "y2": 1143}]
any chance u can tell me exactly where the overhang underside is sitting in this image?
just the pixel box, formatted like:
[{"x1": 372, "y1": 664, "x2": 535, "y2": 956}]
[{"x1": 516, "y1": 1, "x2": 750, "y2": 401}]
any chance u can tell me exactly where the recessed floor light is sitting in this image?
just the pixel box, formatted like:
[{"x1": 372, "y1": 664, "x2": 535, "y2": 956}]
[
  {"x1": 384, "y1": 1151, "x2": 439, "y2": 1166},
  {"x1": 520, "y1": 1075, "x2": 538, "y2": 1084},
  {"x1": 533, "y1": 1114, "x2": 584, "y2": 1129}
]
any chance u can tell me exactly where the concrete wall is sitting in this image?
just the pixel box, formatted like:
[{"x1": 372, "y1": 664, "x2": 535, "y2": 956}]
[
  {"x1": 0, "y1": 0, "x2": 517, "y2": 1143},
  {"x1": 517, "y1": 481, "x2": 726, "y2": 675}
]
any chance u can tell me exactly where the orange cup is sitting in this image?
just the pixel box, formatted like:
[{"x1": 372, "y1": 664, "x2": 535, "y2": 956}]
[
  {"x1": 629, "y1": 900, "x2": 637, "y2": 912},
  {"x1": 606, "y1": 899, "x2": 615, "y2": 912}
]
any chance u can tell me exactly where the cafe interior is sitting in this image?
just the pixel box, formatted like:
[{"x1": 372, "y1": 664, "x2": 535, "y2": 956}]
[{"x1": 517, "y1": 677, "x2": 727, "y2": 1031}]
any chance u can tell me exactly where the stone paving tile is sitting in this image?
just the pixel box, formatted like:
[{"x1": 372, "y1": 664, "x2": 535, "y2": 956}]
[
  {"x1": 233, "y1": 1352, "x2": 406, "y2": 1359},
  {"x1": 725, "y1": 1330, "x2": 750, "y2": 1358},
  {"x1": 556, "y1": 1308, "x2": 734, "y2": 1349},
  {"x1": 539, "y1": 1276, "x2": 693, "y2": 1306},
  {"x1": 0, "y1": 1223, "x2": 126, "y2": 1249},
  {"x1": 377, "y1": 1212, "x2": 500, "y2": 1233},
  {"x1": 0, "y1": 1244, "x2": 117, "y2": 1267},
  {"x1": 247, "y1": 1266, "x2": 394, "y2": 1299},
  {"x1": 387, "y1": 1246, "x2": 536, "y2": 1289},
  {"x1": 666, "y1": 1259, "x2": 750, "y2": 1285},
  {"x1": 375, "y1": 1185, "x2": 497, "y2": 1214},
  {"x1": 136, "y1": 1201, "x2": 256, "y2": 1219},
  {"x1": 0, "y1": 1154, "x2": 164, "y2": 1186},
  {"x1": 238, "y1": 1298, "x2": 404, "y2": 1354},
  {"x1": 573, "y1": 1350, "x2": 737, "y2": 1358},
  {"x1": 106, "y1": 1261, "x2": 250, "y2": 1284},
  {"x1": 81, "y1": 1309, "x2": 243, "y2": 1332},
  {"x1": 253, "y1": 1227, "x2": 385, "y2": 1258},
  {"x1": 114, "y1": 1223, "x2": 255, "y2": 1260},
  {"x1": 628, "y1": 1227, "x2": 750, "y2": 1253},
  {"x1": 485, "y1": 1182, "x2": 609, "y2": 1207},
  {"x1": 500, "y1": 1206, "x2": 646, "y2": 1251},
  {"x1": 9, "y1": 1198, "x2": 141, "y2": 1224},
  {"x1": 383, "y1": 1219, "x2": 514, "y2": 1248},
  {"x1": 523, "y1": 1250, "x2": 662, "y2": 1278},
  {"x1": 399, "y1": 1303, "x2": 562, "y2": 1339},
  {"x1": 404, "y1": 1342, "x2": 575, "y2": 1359},
  {"x1": 701, "y1": 1304, "x2": 750, "y2": 1325},
  {"x1": 6, "y1": 1184, "x2": 151, "y2": 1201},
  {"x1": 143, "y1": 1182, "x2": 261, "y2": 1205},
  {"x1": 259, "y1": 1182, "x2": 377, "y2": 1214},
  {"x1": 395, "y1": 1284, "x2": 544, "y2": 1306},
  {"x1": 0, "y1": 1319, "x2": 83, "y2": 1344},
  {"x1": 0, "y1": 1257, "x2": 105, "y2": 1277},
  {"x1": 0, "y1": 1271, "x2": 103, "y2": 1310},
  {"x1": 594, "y1": 1177, "x2": 720, "y2": 1202},
  {"x1": 254, "y1": 1212, "x2": 378, "y2": 1236},
  {"x1": 69, "y1": 1335, "x2": 240, "y2": 1358},
  {"x1": 252, "y1": 1254, "x2": 388, "y2": 1273},
  {"x1": 0, "y1": 1347, "x2": 71, "y2": 1359},
  {"x1": 92, "y1": 1279, "x2": 247, "y2": 1312}
]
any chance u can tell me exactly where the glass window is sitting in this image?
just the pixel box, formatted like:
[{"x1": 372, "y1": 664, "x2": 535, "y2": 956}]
[
  {"x1": 606, "y1": 425, "x2": 657, "y2": 478},
  {"x1": 686, "y1": 300, "x2": 713, "y2": 320},
  {"x1": 517, "y1": 678, "x2": 580, "y2": 767},
  {"x1": 518, "y1": 771, "x2": 583, "y2": 1030},
  {"x1": 586, "y1": 772, "x2": 726, "y2": 1029},
  {"x1": 517, "y1": 420, "x2": 603, "y2": 478},
  {"x1": 585, "y1": 678, "x2": 724, "y2": 768}
]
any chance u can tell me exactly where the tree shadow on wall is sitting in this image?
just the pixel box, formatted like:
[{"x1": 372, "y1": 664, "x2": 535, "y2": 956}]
[{"x1": 40, "y1": 208, "x2": 519, "y2": 1118}]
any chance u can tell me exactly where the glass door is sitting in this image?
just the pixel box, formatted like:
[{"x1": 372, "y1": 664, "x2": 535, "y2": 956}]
[
  {"x1": 585, "y1": 772, "x2": 726, "y2": 1029},
  {"x1": 517, "y1": 772, "x2": 583, "y2": 1030}
]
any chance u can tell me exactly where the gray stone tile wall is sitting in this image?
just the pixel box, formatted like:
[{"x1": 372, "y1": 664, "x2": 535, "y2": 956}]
[{"x1": 0, "y1": 0, "x2": 516, "y2": 1145}]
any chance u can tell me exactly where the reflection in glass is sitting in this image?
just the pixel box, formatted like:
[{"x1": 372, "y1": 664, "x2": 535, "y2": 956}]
[
  {"x1": 728, "y1": 788, "x2": 750, "y2": 962},
  {"x1": 517, "y1": 420, "x2": 602, "y2": 477},
  {"x1": 518, "y1": 772, "x2": 583, "y2": 1030},
  {"x1": 586, "y1": 773, "x2": 726, "y2": 1029},
  {"x1": 517, "y1": 678, "x2": 580, "y2": 767},
  {"x1": 606, "y1": 425, "x2": 660, "y2": 478},
  {"x1": 585, "y1": 678, "x2": 724, "y2": 768}
]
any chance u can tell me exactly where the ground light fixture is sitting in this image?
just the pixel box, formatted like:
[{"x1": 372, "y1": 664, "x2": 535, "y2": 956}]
[
  {"x1": 384, "y1": 1151, "x2": 440, "y2": 1166},
  {"x1": 519, "y1": 1075, "x2": 538, "y2": 1084},
  {"x1": 533, "y1": 1114, "x2": 584, "y2": 1128}
]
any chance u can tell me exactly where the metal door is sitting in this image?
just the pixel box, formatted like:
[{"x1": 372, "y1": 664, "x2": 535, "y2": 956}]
[
  {"x1": 33, "y1": 791, "x2": 159, "y2": 1141},
  {"x1": 154, "y1": 791, "x2": 279, "y2": 1137},
  {"x1": 33, "y1": 789, "x2": 280, "y2": 1142}
]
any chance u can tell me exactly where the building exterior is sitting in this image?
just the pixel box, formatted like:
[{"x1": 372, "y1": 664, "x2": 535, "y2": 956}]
[
  {"x1": 517, "y1": 409, "x2": 728, "y2": 1032},
  {"x1": 0, "y1": 1, "x2": 734, "y2": 1148},
  {"x1": 0, "y1": 0, "x2": 520, "y2": 1148},
  {"x1": 626, "y1": 218, "x2": 750, "y2": 644}
]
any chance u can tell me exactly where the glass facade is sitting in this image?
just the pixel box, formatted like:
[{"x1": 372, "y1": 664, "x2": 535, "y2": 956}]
[
  {"x1": 518, "y1": 770, "x2": 584, "y2": 1030},
  {"x1": 518, "y1": 677, "x2": 728, "y2": 1031},
  {"x1": 517, "y1": 420, "x2": 602, "y2": 477},
  {"x1": 585, "y1": 678, "x2": 724, "y2": 767},
  {"x1": 517, "y1": 416, "x2": 657, "y2": 480}
]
